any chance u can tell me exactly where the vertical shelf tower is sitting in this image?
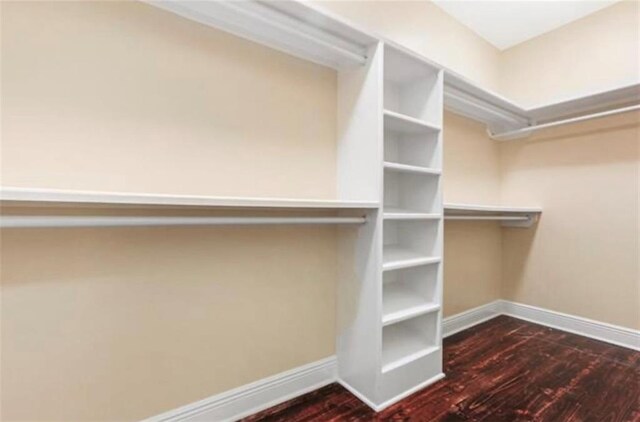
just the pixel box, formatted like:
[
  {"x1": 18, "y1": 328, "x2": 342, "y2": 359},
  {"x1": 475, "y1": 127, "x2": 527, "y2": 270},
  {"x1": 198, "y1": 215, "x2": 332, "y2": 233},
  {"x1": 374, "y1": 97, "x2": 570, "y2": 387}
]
[
  {"x1": 380, "y1": 44, "x2": 444, "y2": 405},
  {"x1": 337, "y1": 43, "x2": 444, "y2": 410}
]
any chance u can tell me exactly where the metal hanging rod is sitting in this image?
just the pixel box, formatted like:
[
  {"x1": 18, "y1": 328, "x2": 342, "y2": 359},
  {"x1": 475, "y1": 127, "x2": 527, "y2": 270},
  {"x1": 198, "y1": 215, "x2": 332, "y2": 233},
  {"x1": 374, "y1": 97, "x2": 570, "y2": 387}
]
[
  {"x1": 445, "y1": 215, "x2": 530, "y2": 221},
  {"x1": 0, "y1": 215, "x2": 367, "y2": 228},
  {"x1": 490, "y1": 104, "x2": 640, "y2": 141}
]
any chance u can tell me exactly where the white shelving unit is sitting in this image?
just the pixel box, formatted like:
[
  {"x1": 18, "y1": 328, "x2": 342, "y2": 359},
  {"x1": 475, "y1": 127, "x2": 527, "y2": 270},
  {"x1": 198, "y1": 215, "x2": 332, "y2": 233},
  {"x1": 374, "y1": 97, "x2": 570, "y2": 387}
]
[
  {"x1": 334, "y1": 42, "x2": 445, "y2": 411},
  {"x1": 379, "y1": 44, "x2": 444, "y2": 405}
]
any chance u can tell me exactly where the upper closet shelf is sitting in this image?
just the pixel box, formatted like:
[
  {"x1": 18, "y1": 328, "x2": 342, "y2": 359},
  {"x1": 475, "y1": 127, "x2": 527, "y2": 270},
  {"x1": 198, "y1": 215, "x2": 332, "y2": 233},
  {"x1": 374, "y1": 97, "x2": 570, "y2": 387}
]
[
  {"x1": 147, "y1": 0, "x2": 640, "y2": 141},
  {"x1": 445, "y1": 73, "x2": 640, "y2": 141},
  {"x1": 0, "y1": 187, "x2": 378, "y2": 210},
  {"x1": 444, "y1": 203, "x2": 542, "y2": 228},
  {"x1": 147, "y1": 0, "x2": 376, "y2": 70}
]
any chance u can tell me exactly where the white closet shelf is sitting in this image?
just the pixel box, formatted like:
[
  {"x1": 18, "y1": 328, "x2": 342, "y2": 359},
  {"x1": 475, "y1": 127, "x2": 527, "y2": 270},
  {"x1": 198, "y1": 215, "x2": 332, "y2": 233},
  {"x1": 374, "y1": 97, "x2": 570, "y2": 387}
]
[
  {"x1": 0, "y1": 215, "x2": 368, "y2": 229},
  {"x1": 147, "y1": 0, "x2": 376, "y2": 70},
  {"x1": 0, "y1": 187, "x2": 379, "y2": 210},
  {"x1": 382, "y1": 284, "x2": 440, "y2": 326},
  {"x1": 382, "y1": 326, "x2": 439, "y2": 373},
  {"x1": 383, "y1": 162, "x2": 441, "y2": 176},
  {"x1": 382, "y1": 246, "x2": 440, "y2": 271},
  {"x1": 445, "y1": 71, "x2": 640, "y2": 140},
  {"x1": 383, "y1": 208, "x2": 441, "y2": 220},
  {"x1": 444, "y1": 203, "x2": 542, "y2": 228},
  {"x1": 445, "y1": 203, "x2": 542, "y2": 214},
  {"x1": 384, "y1": 110, "x2": 441, "y2": 134}
]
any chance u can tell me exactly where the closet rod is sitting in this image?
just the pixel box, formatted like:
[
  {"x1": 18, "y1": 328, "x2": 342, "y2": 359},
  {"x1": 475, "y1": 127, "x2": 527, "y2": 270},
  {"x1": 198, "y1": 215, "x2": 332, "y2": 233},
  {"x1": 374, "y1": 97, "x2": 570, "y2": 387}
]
[
  {"x1": 490, "y1": 104, "x2": 640, "y2": 141},
  {"x1": 0, "y1": 216, "x2": 367, "y2": 228},
  {"x1": 445, "y1": 216, "x2": 530, "y2": 221}
]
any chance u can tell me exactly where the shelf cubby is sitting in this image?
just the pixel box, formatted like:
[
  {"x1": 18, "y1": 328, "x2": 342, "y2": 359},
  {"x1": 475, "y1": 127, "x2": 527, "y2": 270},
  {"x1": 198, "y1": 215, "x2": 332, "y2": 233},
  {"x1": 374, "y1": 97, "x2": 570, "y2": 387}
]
[
  {"x1": 383, "y1": 45, "x2": 441, "y2": 123},
  {"x1": 384, "y1": 171, "x2": 439, "y2": 215},
  {"x1": 384, "y1": 118, "x2": 440, "y2": 169},
  {"x1": 381, "y1": 312, "x2": 439, "y2": 373},
  {"x1": 383, "y1": 264, "x2": 440, "y2": 326},
  {"x1": 382, "y1": 220, "x2": 440, "y2": 271}
]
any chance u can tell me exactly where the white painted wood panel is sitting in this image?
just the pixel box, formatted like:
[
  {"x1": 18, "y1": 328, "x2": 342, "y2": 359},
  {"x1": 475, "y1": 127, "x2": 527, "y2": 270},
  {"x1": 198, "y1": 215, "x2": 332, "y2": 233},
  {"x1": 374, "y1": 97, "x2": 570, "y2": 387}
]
[{"x1": 0, "y1": 187, "x2": 378, "y2": 210}]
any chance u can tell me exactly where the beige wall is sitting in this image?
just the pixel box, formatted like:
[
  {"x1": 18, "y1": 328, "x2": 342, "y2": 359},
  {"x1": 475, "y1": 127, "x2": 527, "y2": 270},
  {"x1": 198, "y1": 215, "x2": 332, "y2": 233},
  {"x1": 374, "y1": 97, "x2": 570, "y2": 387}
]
[
  {"x1": 1, "y1": 224, "x2": 338, "y2": 421},
  {"x1": 500, "y1": 112, "x2": 640, "y2": 329},
  {"x1": 1, "y1": 1, "x2": 337, "y2": 198},
  {"x1": 500, "y1": 0, "x2": 640, "y2": 107},
  {"x1": 315, "y1": 0, "x2": 502, "y2": 92},
  {"x1": 442, "y1": 113, "x2": 501, "y2": 205},
  {"x1": 1, "y1": 1, "x2": 339, "y2": 420},
  {"x1": 442, "y1": 112, "x2": 502, "y2": 316},
  {"x1": 444, "y1": 222, "x2": 503, "y2": 317}
]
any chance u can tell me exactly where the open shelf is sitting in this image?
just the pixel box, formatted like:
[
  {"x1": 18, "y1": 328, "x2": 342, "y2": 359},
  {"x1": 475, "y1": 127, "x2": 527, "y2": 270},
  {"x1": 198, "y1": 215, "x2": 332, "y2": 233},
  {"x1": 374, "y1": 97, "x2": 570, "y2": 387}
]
[
  {"x1": 382, "y1": 312, "x2": 439, "y2": 373},
  {"x1": 384, "y1": 112, "x2": 440, "y2": 169},
  {"x1": 382, "y1": 246, "x2": 440, "y2": 271},
  {"x1": 444, "y1": 203, "x2": 542, "y2": 214},
  {"x1": 150, "y1": 1, "x2": 376, "y2": 70},
  {"x1": 384, "y1": 110, "x2": 440, "y2": 134},
  {"x1": 383, "y1": 285, "x2": 439, "y2": 326},
  {"x1": 383, "y1": 162, "x2": 441, "y2": 176},
  {"x1": 383, "y1": 264, "x2": 439, "y2": 325},
  {"x1": 0, "y1": 187, "x2": 379, "y2": 211},
  {"x1": 383, "y1": 207, "x2": 440, "y2": 220},
  {"x1": 445, "y1": 70, "x2": 640, "y2": 140},
  {"x1": 384, "y1": 172, "x2": 440, "y2": 214},
  {"x1": 444, "y1": 202, "x2": 542, "y2": 227},
  {"x1": 382, "y1": 220, "x2": 441, "y2": 270},
  {"x1": 383, "y1": 298, "x2": 439, "y2": 326}
]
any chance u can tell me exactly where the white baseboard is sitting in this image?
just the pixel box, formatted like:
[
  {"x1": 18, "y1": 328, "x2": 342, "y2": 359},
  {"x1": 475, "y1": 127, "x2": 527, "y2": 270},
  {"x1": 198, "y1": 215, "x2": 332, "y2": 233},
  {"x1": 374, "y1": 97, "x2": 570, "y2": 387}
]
[
  {"x1": 500, "y1": 300, "x2": 640, "y2": 351},
  {"x1": 146, "y1": 301, "x2": 639, "y2": 421},
  {"x1": 442, "y1": 300, "x2": 640, "y2": 351},
  {"x1": 442, "y1": 300, "x2": 502, "y2": 337},
  {"x1": 144, "y1": 356, "x2": 336, "y2": 422}
]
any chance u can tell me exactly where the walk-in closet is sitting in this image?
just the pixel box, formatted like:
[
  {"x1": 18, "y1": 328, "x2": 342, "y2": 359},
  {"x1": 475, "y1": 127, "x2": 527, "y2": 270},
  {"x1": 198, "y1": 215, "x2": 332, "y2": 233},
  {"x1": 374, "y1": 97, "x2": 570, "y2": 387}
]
[{"x1": 1, "y1": 1, "x2": 638, "y2": 421}]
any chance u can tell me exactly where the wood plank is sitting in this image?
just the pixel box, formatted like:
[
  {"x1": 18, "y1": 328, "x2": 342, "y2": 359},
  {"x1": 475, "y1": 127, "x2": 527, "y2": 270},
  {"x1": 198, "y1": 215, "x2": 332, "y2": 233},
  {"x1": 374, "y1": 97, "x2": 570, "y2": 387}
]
[{"x1": 242, "y1": 316, "x2": 640, "y2": 421}]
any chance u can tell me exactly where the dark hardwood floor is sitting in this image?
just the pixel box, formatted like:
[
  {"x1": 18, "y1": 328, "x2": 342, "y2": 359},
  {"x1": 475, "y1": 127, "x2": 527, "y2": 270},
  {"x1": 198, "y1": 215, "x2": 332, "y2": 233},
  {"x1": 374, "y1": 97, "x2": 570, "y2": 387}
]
[{"x1": 242, "y1": 316, "x2": 640, "y2": 421}]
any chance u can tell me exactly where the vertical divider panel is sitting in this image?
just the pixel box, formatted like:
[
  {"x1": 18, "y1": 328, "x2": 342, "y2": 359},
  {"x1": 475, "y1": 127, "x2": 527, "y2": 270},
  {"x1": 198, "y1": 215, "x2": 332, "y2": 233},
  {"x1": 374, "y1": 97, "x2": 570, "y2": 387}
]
[{"x1": 336, "y1": 42, "x2": 384, "y2": 405}]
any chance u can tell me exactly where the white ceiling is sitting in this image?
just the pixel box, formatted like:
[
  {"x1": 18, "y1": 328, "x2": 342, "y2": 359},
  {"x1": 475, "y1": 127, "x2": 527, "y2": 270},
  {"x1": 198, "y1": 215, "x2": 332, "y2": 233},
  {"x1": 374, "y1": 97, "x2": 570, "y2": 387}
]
[{"x1": 432, "y1": 0, "x2": 621, "y2": 50}]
